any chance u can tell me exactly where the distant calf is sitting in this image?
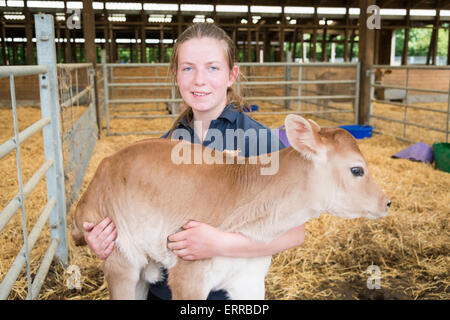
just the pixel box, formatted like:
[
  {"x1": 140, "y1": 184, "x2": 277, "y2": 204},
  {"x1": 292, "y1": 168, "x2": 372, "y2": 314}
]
[{"x1": 71, "y1": 114, "x2": 391, "y2": 300}]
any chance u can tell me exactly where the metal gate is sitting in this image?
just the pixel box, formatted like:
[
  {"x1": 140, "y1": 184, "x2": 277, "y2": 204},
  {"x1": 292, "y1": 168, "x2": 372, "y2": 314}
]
[
  {"x1": 101, "y1": 62, "x2": 360, "y2": 136},
  {"x1": 0, "y1": 14, "x2": 98, "y2": 300},
  {"x1": 0, "y1": 14, "x2": 67, "y2": 299},
  {"x1": 369, "y1": 64, "x2": 450, "y2": 143}
]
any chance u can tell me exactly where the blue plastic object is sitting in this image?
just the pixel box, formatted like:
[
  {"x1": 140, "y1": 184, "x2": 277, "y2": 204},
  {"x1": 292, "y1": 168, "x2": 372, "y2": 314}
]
[
  {"x1": 243, "y1": 104, "x2": 259, "y2": 112},
  {"x1": 339, "y1": 125, "x2": 373, "y2": 139}
]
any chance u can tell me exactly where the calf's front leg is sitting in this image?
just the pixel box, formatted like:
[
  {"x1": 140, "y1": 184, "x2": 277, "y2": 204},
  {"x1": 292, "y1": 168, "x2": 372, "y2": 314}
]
[{"x1": 102, "y1": 249, "x2": 141, "y2": 300}]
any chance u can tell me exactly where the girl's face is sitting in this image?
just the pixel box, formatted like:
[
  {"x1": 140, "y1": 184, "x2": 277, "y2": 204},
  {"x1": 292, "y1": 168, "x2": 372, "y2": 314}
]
[{"x1": 176, "y1": 37, "x2": 238, "y2": 117}]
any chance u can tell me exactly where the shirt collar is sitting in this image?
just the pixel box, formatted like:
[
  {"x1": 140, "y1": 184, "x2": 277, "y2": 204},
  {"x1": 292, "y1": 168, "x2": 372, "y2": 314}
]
[
  {"x1": 179, "y1": 103, "x2": 239, "y2": 129},
  {"x1": 217, "y1": 103, "x2": 240, "y2": 124}
]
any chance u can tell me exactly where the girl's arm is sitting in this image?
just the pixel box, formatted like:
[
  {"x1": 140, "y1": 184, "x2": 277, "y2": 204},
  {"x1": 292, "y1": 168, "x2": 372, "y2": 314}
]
[{"x1": 167, "y1": 221, "x2": 305, "y2": 260}]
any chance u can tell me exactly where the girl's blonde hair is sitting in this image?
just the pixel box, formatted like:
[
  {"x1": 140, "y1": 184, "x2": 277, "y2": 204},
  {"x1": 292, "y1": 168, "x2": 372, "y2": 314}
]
[{"x1": 167, "y1": 23, "x2": 248, "y2": 136}]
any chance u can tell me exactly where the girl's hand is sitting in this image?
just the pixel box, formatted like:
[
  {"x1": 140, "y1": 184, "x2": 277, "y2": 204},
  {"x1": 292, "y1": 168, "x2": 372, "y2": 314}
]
[
  {"x1": 83, "y1": 217, "x2": 117, "y2": 260},
  {"x1": 167, "y1": 220, "x2": 229, "y2": 260}
]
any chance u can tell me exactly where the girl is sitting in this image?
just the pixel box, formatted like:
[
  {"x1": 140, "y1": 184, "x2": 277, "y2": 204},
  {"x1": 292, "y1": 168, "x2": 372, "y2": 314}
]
[{"x1": 83, "y1": 23, "x2": 306, "y2": 300}]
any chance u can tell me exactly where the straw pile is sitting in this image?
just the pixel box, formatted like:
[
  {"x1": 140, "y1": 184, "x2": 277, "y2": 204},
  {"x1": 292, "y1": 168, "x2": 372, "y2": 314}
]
[{"x1": 0, "y1": 104, "x2": 448, "y2": 300}]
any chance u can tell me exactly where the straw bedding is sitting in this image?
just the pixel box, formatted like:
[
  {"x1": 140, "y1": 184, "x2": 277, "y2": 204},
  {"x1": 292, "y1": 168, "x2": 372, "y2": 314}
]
[{"x1": 0, "y1": 104, "x2": 448, "y2": 300}]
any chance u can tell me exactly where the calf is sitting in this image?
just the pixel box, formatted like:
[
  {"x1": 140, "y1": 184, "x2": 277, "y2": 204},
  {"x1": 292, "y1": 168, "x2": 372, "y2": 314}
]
[{"x1": 71, "y1": 114, "x2": 390, "y2": 300}]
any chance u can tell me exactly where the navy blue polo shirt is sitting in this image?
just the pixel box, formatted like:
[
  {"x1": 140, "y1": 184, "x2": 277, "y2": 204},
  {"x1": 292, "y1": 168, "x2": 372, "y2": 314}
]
[
  {"x1": 161, "y1": 104, "x2": 286, "y2": 156},
  {"x1": 148, "y1": 104, "x2": 287, "y2": 301}
]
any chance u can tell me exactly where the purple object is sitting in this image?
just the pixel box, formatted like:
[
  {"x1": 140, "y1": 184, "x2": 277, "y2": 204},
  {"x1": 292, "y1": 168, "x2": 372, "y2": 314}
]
[
  {"x1": 273, "y1": 125, "x2": 291, "y2": 147},
  {"x1": 392, "y1": 142, "x2": 434, "y2": 163}
]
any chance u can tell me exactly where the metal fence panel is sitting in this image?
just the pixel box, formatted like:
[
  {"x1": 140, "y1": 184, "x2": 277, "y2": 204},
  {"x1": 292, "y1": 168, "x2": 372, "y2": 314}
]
[
  {"x1": 370, "y1": 65, "x2": 450, "y2": 143},
  {"x1": 102, "y1": 62, "x2": 360, "y2": 136},
  {"x1": 1, "y1": 13, "x2": 99, "y2": 300}
]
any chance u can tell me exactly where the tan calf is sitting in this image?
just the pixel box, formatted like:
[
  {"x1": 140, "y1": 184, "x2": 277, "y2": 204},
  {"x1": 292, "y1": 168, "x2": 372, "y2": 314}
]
[{"x1": 71, "y1": 114, "x2": 391, "y2": 300}]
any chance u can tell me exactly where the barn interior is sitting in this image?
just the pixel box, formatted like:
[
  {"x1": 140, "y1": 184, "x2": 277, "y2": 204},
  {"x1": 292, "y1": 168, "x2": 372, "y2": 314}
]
[{"x1": 0, "y1": 1, "x2": 449, "y2": 301}]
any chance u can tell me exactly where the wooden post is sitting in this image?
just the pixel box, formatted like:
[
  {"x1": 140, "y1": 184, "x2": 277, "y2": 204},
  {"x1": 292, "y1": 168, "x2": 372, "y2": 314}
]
[
  {"x1": 300, "y1": 30, "x2": 304, "y2": 61},
  {"x1": 322, "y1": 23, "x2": 327, "y2": 62},
  {"x1": 11, "y1": 40, "x2": 17, "y2": 65},
  {"x1": 247, "y1": 6, "x2": 252, "y2": 62},
  {"x1": 24, "y1": 1, "x2": 35, "y2": 65},
  {"x1": 140, "y1": 10, "x2": 146, "y2": 63},
  {"x1": 232, "y1": 24, "x2": 238, "y2": 59},
  {"x1": 448, "y1": 23, "x2": 450, "y2": 65},
  {"x1": 378, "y1": 29, "x2": 393, "y2": 65},
  {"x1": 63, "y1": 0, "x2": 72, "y2": 63},
  {"x1": 129, "y1": 42, "x2": 133, "y2": 62},
  {"x1": 0, "y1": 13, "x2": 7, "y2": 65},
  {"x1": 292, "y1": 27, "x2": 298, "y2": 61},
  {"x1": 344, "y1": 8, "x2": 349, "y2": 62},
  {"x1": 349, "y1": 26, "x2": 356, "y2": 62},
  {"x1": 82, "y1": 0, "x2": 96, "y2": 64},
  {"x1": 426, "y1": 30, "x2": 434, "y2": 65},
  {"x1": 177, "y1": 7, "x2": 183, "y2": 38},
  {"x1": 82, "y1": 0, "x2": 100, "y2": 135},
  {"x1": 263, "y1": 27, "x2": 270, "y2": 62},
  {"x1": 159, "y1": 26, "x2": 164, "y2": 62},
  {"x1": 73, "y1": 43, "x2": 78, "y2": 63},
  {"x1": 374, "y1": 28, "x2": 380, "y2": 64},
  {"x1": 358, "y1": 0, "x2": 376, "y2": 125},
  {"x1": 247, "y1": 27, "x2": 252, "y2": 62},
  {"x1": 111, "y1": 28, "x2": 116, "y2": 62},
  {"x1": 280, "y1": 6, "x2": 285, "y2": 62},
  {"x1": 432, "y1": 10, "x2": 440, "y2": 65},
  {"x1": 103, "y1": 9, "x2": 109, "y2": 63},
  {"x1": 135, "y1": 28, "x2": 139, "y2": 62},
  {"x1": 311, "y1": 7, "x2": 318, "y2": 62},
  {"x1": 279, "y1": 27, "x2": 285, "y2": 62},
  {"x1": 213, "y1": 4, "x2": 218, "y2": 24},
  {"x1": 426, "y1": 11, "x2": 440, "y2": 65},
  {"x1": 255, "y1": 26, "x2": 260, "y2": 62},
  {"x1": 402, "y1": 9, "x2": 410, "y2": 65}
]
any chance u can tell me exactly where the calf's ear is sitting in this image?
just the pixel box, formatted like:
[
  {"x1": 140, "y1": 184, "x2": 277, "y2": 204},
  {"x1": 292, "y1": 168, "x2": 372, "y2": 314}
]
[{"x1": 285, "y1": 114, "x2": 325, "y2": 161}]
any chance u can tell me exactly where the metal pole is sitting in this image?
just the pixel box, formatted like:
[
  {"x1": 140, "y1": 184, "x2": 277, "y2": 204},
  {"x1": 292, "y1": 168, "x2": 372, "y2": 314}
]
[
  {"x1": 89, "y1": 66, "x2": 99, "y2": 139},
  {"x1": 369, "y1": 66, "x2": 375, "y2": 126},
  {"x1": 285, "y1": 62, "x2": 291, "y2": 109},
  {"x1": 297, "y1": 65, "x2": 302, "y2": 112},
  {"x1": 9, "y1": 74, "x2": 33, "y2": 299},
  {"x1": 402, "y1": 68, "x2": 410, "y2": 139},
  {"x1": 103, "y1": 63, "x2": 110, "y2": 135},
  {"x1": 354, "y1": 62, "x2": 361, "y2": 124},
  {"x1": 35, "y1": 14, "x2": 68, "y2": 265},
  {"x1": 446, "y1": 72, "x2": 450, "y2": 142}
]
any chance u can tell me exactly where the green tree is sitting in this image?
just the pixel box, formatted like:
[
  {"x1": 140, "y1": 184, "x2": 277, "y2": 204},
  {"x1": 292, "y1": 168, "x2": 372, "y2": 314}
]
[{"x1": 395, "y1": 26, "x2": 449, "y2": 57}]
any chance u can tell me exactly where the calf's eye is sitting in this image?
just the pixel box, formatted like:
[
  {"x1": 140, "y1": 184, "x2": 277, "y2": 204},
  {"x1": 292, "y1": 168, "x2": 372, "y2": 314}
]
[{"x1": 350, "y1": 167, "x2": 364, "y2": 177}]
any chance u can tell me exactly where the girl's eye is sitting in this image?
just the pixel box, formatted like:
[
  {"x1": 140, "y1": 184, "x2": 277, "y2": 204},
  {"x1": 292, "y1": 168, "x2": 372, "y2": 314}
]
[
  {"x1": 350, "y1": 167, "x2": 364, "y2": 177},
  {"x1": 209, "y1": 66, "x2": 218, "y2": 71},
  {"x1": 182, "y1": 67, "x2": 192, "y2": 72}
]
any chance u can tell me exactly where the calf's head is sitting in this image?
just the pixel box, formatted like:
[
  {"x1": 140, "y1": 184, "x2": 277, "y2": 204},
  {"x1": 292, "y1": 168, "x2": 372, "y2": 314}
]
[{"x1": 285, "y1": 114, "x2": 391, "y2": 220}]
